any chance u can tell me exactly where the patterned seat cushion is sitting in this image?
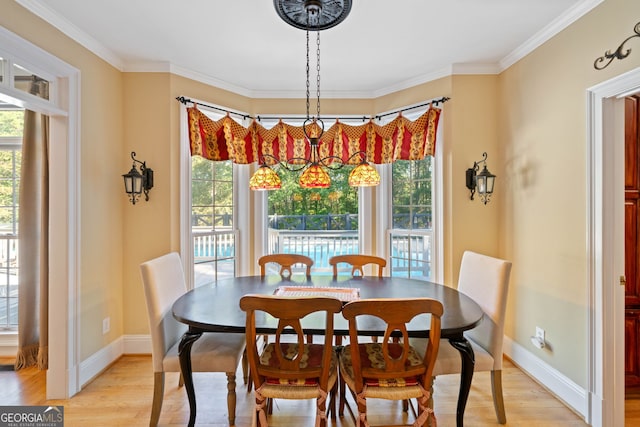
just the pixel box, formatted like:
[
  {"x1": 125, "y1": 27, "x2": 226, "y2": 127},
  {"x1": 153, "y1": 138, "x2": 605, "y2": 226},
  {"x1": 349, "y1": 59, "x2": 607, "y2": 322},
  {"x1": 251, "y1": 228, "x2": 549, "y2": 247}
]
[
  {"x1": 259, "y1": 342, "x2": 337, "y2": 386},
  {"x1": 340, "y1": 342, "x2": 423, "y2": 387}
]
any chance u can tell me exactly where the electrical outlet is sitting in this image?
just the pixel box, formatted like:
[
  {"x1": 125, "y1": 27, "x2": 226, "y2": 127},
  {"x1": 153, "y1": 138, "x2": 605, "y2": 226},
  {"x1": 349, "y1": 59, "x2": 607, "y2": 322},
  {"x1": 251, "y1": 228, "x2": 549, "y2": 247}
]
[
  {"x1": 535, "y1": 326, "x2": 545, "y2": 341},
  {"x1": 103, "y1": 317, "x2": 110, "y2": 335}
]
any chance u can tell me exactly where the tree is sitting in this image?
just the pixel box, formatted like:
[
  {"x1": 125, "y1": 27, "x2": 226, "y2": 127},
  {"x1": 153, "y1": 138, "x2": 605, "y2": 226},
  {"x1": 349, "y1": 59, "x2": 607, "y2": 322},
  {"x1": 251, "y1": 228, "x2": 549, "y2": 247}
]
[{"x1": 0, "y1": 110, "x2": 23, "y2": 231}]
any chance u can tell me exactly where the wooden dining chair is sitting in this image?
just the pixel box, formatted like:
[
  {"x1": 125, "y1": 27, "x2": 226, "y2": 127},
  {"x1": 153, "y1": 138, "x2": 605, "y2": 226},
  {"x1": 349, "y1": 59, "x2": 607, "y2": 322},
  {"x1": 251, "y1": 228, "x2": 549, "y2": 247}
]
[
  {"x1": 329, "y1": 254, "x2": 386, "y2": 277},
  {"x1": 329, "y1": 254, "x2": 388, "y2": 345},
  {"x1": 338, "y1": 297, "x2": 443, "y2": 427},
  {"x1": 258, "y1": 253, "x2": 314, "y2": 278},
  {"x1": 139, "y1": 252, "x2": 247, "y2": 427},
  {"x1": 411, "y1": 250, "x2": 512, "y2": 424},
  {"x1": 240, "y1": 294, "x2": 343, "y2": 427},
  {"x1": 258, "y1": 253, "x2": 315, "y2": 346}
]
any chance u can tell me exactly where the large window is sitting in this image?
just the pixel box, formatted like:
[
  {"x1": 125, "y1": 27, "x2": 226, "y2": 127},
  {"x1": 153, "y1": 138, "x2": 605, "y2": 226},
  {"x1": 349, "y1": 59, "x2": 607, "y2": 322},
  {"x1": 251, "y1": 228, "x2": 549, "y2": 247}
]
[
  {"x1": 389, "y1": 157, "x2": 433, "y2": 280},
  {"x1": 387, "y1": 107, "x2": 437, "y2": 281},
  {"x1": 261, "y1": 117, "x2": 362, "y2": 274},
  {"x1": 0, "y1": 107, "x2": 22, "y2": 330},
  {"x1": 190, "y1": 111, "x2": 237, "y2": 286}
]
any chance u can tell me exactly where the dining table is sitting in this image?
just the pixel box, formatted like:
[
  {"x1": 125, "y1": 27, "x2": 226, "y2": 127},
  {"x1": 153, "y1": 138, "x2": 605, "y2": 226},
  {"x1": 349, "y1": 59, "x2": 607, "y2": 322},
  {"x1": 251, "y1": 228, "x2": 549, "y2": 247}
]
[{"x1": 172, "y1": 274, "x2": 484, "y2": 427}]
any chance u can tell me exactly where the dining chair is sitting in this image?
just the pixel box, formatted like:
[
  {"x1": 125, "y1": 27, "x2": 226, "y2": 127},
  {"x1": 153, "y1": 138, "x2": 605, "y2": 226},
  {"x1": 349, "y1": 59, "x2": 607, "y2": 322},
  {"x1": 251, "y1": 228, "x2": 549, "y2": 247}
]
[
  {"x1": 330, "y1": 254, "x2": 388, "y2": 345},
  {"x1": 258, "y1": 253, "x2": 314, "y2": 278},
  {"x1": 412, "y1": 250, "x2": 512, "y2": 424},
  {"x1": 240, "y1": 294, "x2": 343, "y2": 427},
  {"x1": 140, "y1": 252, "x2": 247, "y2": 427},
  {"x1": 329, "y1": 254, "x2": 386, "y2": 277},
  {"x1": 338, "y1": 297, "x2": 443, "y2": 427},
  {"x1": 258, "y1": 253, "x2": 316, "y2": 346}
]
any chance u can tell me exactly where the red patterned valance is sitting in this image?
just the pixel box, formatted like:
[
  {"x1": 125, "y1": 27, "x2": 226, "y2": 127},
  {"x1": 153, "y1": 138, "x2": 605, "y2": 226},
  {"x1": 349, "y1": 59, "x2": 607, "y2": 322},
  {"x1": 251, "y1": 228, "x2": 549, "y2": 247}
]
[{"x1": 187, "y1": 106, "x2": 441, "y2": 165}]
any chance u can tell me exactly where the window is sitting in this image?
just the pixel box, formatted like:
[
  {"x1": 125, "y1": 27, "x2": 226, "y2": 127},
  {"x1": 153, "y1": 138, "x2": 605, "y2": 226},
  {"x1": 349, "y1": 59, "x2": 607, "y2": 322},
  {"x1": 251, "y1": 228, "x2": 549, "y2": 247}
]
[
  {"x1": 386, "y1": 106, "x2": 438, "y2": 281},
  {"x1": 191, "y1": 156, "x2": 236, "y2": 286},
  {"x1": 389, "y1": 157, "x2": 433, "y2": 280},
  {"x1": 260, "y1": 117, "x2": 362, "y2": 274},
  {"x1": 0, "y1": 107, "x2": 22, "y2": 330},
  {"x1": 190, "y1": 110, "x2": 238, "y2": 286}
]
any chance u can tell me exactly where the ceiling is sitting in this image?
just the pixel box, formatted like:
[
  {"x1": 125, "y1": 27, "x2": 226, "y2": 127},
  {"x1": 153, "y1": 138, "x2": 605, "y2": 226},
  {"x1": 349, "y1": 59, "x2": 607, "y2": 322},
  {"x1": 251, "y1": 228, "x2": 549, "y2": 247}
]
[{"x1": 17, "y1": 0, "x2": 600, "y2": 98}]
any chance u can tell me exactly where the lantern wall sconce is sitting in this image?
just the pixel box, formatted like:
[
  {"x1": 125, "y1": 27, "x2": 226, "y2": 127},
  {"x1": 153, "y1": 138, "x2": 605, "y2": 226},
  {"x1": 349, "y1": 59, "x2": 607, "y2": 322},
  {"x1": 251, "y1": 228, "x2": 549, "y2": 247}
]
[
  {"x1": 466, "y1": 152, "x2": 496, "y2": 205},
  {"x1": 122, "y1": 151, "x2": 154, "y2": 205}
]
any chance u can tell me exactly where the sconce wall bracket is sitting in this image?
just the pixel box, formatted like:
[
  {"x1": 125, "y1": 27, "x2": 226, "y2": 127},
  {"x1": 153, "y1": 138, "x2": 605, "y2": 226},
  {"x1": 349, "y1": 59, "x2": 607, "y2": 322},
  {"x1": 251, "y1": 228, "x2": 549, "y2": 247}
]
[
  {"x1": 465, "y1": 166, "x2": 477, "y2": 200},
  {"x1": 465, "y1": 152, "x2": 495, "y2": 205},
  {"x1": 594, "y1": 21, "x2": 640, "y2": 70},
  {"x1": 122, "y1": 151, "x2": 154, "y2": 205}
]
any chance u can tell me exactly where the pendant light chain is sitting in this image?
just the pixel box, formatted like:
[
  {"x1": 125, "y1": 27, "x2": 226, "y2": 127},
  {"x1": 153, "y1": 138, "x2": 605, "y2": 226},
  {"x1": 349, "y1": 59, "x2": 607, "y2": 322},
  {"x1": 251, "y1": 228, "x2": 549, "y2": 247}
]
[
  {"x1": 316, "y1": 31, "x2": 321, "y2": 118},
  {"x1": 250, "y1": 0, "x2": 381, "y2": 190},
  {"x1": 306, "y1": 30, "x2": 311, "y2": 120}
]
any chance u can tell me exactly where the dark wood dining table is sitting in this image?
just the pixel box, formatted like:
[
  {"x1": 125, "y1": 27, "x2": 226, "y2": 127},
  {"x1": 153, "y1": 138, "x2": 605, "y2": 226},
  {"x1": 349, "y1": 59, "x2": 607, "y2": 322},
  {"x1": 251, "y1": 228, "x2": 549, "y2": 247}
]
[{"x1": 172, "y1": 274, "x2": 484, "y2": 427}]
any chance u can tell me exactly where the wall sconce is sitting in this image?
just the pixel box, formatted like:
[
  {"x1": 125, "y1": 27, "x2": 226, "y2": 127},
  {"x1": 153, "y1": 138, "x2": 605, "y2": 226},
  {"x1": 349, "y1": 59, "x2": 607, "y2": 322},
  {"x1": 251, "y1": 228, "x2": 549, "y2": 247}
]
[
  {"x1": 466, "y1": 152, "x2": 496, "y2": 205},
  {"x1": 122, "y1": 151, "x2": 154, "y2": 205}
]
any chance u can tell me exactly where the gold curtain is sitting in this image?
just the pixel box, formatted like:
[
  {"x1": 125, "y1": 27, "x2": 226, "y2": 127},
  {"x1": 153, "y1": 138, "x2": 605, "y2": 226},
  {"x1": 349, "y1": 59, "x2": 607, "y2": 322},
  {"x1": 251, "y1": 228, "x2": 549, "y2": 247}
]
[
  {"x1": 15, "y1": 99, "x2": 49, "y2": 370},
  {"x1": 187, "y1": 106, "x2": 441, "y2": 164}
]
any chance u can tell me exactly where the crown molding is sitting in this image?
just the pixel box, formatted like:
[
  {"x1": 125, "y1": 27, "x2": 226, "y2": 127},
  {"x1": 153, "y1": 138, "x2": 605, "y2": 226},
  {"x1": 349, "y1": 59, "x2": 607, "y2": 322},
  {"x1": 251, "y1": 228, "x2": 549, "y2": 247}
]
[
  {"x1": 499, "y1": 0, "x2": 604, "y2": 71},
  {"x1": 16, "y1": 0, "x2": 604, "y2": 98},
  {"x1": 15, "y1": 0, "x2": 124, "y2": 71},
  {"x1": 451, "y1": 63, "x2": 502, "y2": 75},
  {"x1": 371, "y1": 67, "x2": 454, "y2": 98}
]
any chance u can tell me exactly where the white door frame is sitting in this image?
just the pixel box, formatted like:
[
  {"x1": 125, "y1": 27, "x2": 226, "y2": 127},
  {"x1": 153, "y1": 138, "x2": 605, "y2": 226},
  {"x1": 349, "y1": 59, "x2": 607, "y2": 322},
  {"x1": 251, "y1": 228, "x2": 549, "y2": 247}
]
[
  {"x1": 0, "y1": 26, "x2": 81, "y2": 399},
  {"x1": 587, "y1": 67, "x2": 640, "y2": 426}
]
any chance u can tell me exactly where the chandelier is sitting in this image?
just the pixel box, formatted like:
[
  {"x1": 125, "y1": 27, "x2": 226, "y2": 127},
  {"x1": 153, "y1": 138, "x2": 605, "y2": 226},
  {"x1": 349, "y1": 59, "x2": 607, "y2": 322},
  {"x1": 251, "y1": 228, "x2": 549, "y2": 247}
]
[{"x1": 249, "y1": 0, "x2": 380, "y2": 191}]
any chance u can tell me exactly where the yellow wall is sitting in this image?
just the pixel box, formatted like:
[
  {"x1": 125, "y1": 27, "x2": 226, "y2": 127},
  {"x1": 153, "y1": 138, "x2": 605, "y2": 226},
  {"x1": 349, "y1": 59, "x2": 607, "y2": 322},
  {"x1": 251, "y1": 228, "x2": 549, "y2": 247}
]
[
  {"x1": 5, "y1": 0, "x2": 640, "y2": 394},
  {"x1": 499, "y1": 0, "x2": 640, "y2": 385},
  {"x1": 2, "y1": 1, "x2": 125, "y2": 359}
]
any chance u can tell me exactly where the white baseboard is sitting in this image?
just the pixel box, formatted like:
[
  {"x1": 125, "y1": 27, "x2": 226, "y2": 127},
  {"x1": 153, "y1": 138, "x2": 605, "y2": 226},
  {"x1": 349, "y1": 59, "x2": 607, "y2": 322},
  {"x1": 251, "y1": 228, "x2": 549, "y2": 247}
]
[
  {"x1": 123, "y1": 334, "x2": 151, "y2": 354},
  {"x1": 503, "y1": 336, "x2": 588, "y2": 420},
  {"x1": 78, "y1": 335, "x2": 151, "y2": 387},
  {"x1": 79, "y1": 337, "x2": 124, "y2": 386}
]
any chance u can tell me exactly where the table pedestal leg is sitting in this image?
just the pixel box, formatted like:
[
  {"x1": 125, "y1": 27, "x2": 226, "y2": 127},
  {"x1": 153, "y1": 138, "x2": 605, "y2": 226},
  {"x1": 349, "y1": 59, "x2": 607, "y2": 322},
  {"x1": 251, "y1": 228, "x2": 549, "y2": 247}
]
[
  {"x1": 449, "y1": 337, "x2": 475, "y2": 427},
  {"x1": 179, "y1": 330, "x2": 202, "y2": 427}
]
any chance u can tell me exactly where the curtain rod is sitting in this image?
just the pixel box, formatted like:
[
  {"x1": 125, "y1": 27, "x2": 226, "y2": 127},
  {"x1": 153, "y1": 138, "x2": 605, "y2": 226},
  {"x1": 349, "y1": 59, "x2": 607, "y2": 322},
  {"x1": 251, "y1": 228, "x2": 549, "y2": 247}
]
[
  {"x1": 176, "y1": 95, "x2": 449, "y2": 122},
  {"x1": 13, "y1": 75, "x2": 48, "y2": 82},
  {"x1": 373, "y1": 97, "x2": 450, "y2": 120}
]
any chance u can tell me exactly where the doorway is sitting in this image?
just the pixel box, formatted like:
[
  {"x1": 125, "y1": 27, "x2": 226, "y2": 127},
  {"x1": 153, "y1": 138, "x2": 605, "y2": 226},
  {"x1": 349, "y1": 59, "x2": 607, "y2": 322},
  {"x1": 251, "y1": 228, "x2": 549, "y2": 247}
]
[
  {"x1": 0, "y1": 26, "x2": 81, "y2": 399},
  {"x1": 588, "y1": 67, "x2": 640, "y2": 427},
  {"x1": 625, "y1": 95, "x2": 640, "y2": 395}
]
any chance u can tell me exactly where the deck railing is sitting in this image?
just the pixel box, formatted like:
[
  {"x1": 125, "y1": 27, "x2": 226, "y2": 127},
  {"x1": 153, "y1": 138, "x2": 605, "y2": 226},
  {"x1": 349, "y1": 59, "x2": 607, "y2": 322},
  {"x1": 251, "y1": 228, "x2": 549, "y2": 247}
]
[
  {"x1": 191, "y1": 223, "x2": 434, "y2": 282},
  {"x1": 0, "y1": 234, "x2": 18, "y2": 329},
  {"x1": 388, "y1": 229, "x2": 433, "y2": 280},
  {"x1": 192, "y1": 228, "x2": 237, "y2": 286},
  {"x1": 267, "y1": 229, "x2": 358, "y2": 273}
]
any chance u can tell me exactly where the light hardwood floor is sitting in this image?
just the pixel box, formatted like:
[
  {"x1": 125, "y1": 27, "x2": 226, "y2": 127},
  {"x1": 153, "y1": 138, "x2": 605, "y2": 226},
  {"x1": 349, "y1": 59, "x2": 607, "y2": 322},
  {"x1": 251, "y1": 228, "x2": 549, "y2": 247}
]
[{"x1": 0, "y1": 355, "x2": 613, "y2": 426}]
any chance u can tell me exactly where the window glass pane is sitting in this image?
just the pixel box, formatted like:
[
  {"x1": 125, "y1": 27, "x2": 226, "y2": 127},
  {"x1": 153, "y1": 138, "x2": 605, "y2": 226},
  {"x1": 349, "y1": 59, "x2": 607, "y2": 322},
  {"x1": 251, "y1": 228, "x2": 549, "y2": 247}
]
[
  {"x1": 267, "y1": 155, "x2": 358, "y2": 274},
  {"x1": 390, "y1": 122, "x2": 434, "y2": 281},
  {"x1": 214, "y1": 181, "x2": 233, "y2": 205},
  {"x1": 0, "y1": 109, "x2": 20, "y2": 329},
  {"x1": 392, "y1": 206, "x2": 410, "y2": 229},
  {"x1": 192, "y1": 206, "x2": 213, "y2": 227},
  {"x1": 192, "y1": 179, "x2": 213, "y2": 206},
  {"x1": 413, "y1": 156, "x2": 431, "y2": 179},
  {"x1": 412, "y1": 207, "x2": 431, "y2": 229},
  {"x1": 12, "y1": 63, "x2": 49, "y2": 100},
  {"x1": 215, "y1": 259, "x2": 235, "y2": 281},
  {"x1": 214, "y1": 207, "x2": 233, "y2": 228},
  {"x1": 414, "y1": 181, "x2": 430, "y2": 205},
  {"x1": 191, "y1": 111, "x2": 235, "y2": 285},
  {"x1": 191, "y1": 156, "x2": 213, "y2": 180},
  {"x1": 0, "y1": 110, "x2": 24, "y2": 137}
]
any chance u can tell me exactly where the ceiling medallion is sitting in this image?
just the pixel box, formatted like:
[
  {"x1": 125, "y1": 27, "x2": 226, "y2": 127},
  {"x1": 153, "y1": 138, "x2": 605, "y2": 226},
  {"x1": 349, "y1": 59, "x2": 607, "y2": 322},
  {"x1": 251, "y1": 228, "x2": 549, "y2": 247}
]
[{"x1": 273, "y1": 0, "x2": 352, "y2": 31}]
